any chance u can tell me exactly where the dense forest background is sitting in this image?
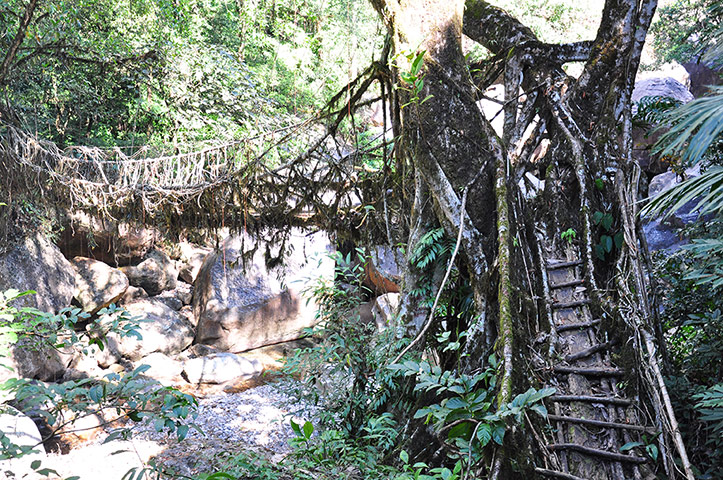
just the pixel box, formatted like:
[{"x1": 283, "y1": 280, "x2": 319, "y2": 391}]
[{"x1": 1, "y1": 0, "x2": 722, "y2": 479}]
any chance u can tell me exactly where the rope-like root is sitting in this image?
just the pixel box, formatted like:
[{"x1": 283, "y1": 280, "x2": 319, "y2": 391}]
[{"x1": 490, "y1": 146, "x2": 513, "y2": 480}]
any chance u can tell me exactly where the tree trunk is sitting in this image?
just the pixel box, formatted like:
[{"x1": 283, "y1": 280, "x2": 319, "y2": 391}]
[{"x1": 369, "y1": 0, "x2": 694, "y2": 478}]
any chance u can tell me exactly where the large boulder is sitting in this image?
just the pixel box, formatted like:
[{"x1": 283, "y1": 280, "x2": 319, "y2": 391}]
[
  {"x1": 134, "y1": 352, "x2": 185, "y2": 386},
  {"x1": 632, "y1": 77, "x2": 695, "y2": 179},
  {"x1": 193, "y1": 230, "x2": 334, "y2": 352},
  {"x1": 364, "y1": 246, "x2": 403, "y2": 294},
  {"x1": 57, "y1": 212, "x2": 160, "y2": 266},
  {"x1": 0, "y1": 233, "x2": 75, "y2": 313},
  {"x1": 0, "y1": 405, "x2": 46, "y2": 477},
  {"x1": 71, "y1": 257, "x2": 129, "y2": 314},
  {"x1": 120, "y1": 249, "x2": 178, "y2": 296},
  {"x1": 683, "y1": 62, "x2": 721, "y2": 98},
  {"x1": 0, "y1": 234, "x2": 75, "y2": 385},
  {"x1": 177, "y1": 241, "x2": 212, "y2": 285},
  {"x1": 183, "y1": 352, "x2": 262, "y2": 384},
  {"x1": 105, "y1": 298, "x2": 194, "y2": 362}
]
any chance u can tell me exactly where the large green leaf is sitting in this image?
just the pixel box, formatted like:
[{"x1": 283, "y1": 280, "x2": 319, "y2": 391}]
[{"x1": 654, "y1": 86, "x2": 723, "y2": 167}]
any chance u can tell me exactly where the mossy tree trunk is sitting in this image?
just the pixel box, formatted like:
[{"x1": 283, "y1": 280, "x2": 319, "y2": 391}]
[{"x1": 368, "y1": 0, "x2": 693, "y2": 477}]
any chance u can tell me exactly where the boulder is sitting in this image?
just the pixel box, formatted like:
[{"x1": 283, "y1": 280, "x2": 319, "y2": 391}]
[
  {"x1": 183, "y1": 352, "x2": 262, "y2": 384},
  {"x1": 683, "y1": 62, "x2": 722, "y2": 98},
  {"x1": 57, "y1": 212, "x2": 159, "y2": 266},
  {"x1": 120, "y1": 249, "x2": 178, "y2": 296},
  {"x1": 193, "y1": 230, "x2": 334, "y2": 352},
  {"x1": 105, "y1": 298, "x2": 194, "y2": 362},
  {"x1": 637, "y1": 62, "x2": 690, "y2": 88},
  {"x1": 0, "y1": 233, "x2": 75, "y2": 313},
  {"x1": 4, "y1": 338, "x2": 71, "y2": 382},
  {"x1": 134, "y1": 352, "x2": 185, "y2": 386},
  {"x1": 177, "y1": 242, "x2": 212, "y2": 285},
  {"x1": 648, "y1": 165, "x2": 701, "y2": 199},
  {"x1": 364, "y1": 246, "x2": 402, "y2": 294},
  {"x1": 119, "y1": 285, "x2": 149, "y2": 305},
  {"x1": 372, "y1": 293, "x2": 400, "y2": 329},
  {"x1": 154, "y1": 283, "x2": 193, "y2": 311},
  {"x1": 632, "y1": 77, "x2": 695, "y2": 180},
  {"x1": 632, "y1": 77, "x2": 694, "y2": 105},
  {"x1": 0, "y1": 405, "x2": 46, "y2": 477},
  {"x1": 71, "y1": 257, "x2": 129, "y2": 314}
]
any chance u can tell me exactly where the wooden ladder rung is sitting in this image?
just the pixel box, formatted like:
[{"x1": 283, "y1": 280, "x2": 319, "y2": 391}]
[
  {"x1": 547, "y1": 415, "x2": 654, "y2": 433},
  {"x1": 555, "y1": 319, "x2": 601, "y2": 332},
  {"x1": 550, "y1": 395, "x2": 632, "y2": 406},
  {"x1": 553, "y1": 366, "x2": 625, "y2": 377},
  {"x1": 565, "y1": 340, "x2": 617, "y2": 362},
  {"x1": 552, "y1": 299, "x2": 591, "y2": 310},
  {"x1": 550, "y1": 279, "x2": 584, "y2": 289},
  {"x1": 546, "y1": 260, "x2": 583, "y2": 270},
  {"x1": 534, "y1": 468, "x2": 585, "y2": 480},
  {"x1": 546, "y1": 444, "x2": 647, "y2": 464}
]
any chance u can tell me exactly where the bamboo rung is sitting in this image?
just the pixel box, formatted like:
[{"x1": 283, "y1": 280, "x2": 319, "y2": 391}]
[
  {"x1": 546, "y1": 444, "x2": 647, "y2": 463},
  {"x1": 550, "y1": 395, "x2": 632, "y2": 406},
  {"x1": 549, "y1": 279, "x2": 584, "y2": 289},
  {"x1": 546, "y1": 260, "x2": 583, "y2": 270},
  {"x1": 553, "y1": 366, "x2": 625, "y2": 377},
  {"x1": 534, "y1": 468, "x2": 585, "y2": 480},
  {"x1": 547, "y1": 415, "x2": 654, "y2": 433}
]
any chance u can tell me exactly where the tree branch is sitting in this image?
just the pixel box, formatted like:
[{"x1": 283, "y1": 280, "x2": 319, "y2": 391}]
[{"x1": 0, "y1": 0, "x2": 39, "y2": 85}]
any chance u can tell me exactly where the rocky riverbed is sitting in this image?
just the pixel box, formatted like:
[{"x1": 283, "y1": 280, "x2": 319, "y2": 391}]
[{"x1": 3, "y1": 375, "x2": 318, "y2": 480}]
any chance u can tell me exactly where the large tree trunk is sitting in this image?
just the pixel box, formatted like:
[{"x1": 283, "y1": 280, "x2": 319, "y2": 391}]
[{"x1": 369, "y1": 0, "x2": 694, "y2": 478}]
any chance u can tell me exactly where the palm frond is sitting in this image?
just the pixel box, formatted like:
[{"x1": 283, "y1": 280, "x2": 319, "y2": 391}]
[
  {"x1": 640, "y1": 166, "x2": 723, "y2": 219},
  {"x1": 654, "y1": 86, "x2": 723, "y2": 167}
]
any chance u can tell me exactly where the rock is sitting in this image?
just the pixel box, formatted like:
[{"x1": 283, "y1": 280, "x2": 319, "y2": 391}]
[
  {"x1": 0, "y1": 337, "x2": 71, "y2": 387},
  {"x1": 0, "y1": 405, "x2": 46, "y2": 477},
  {"x1": 106, "y1": 298, "x2": 194, "y2": 362},
  {"x1": 154, "y1": 283, "x2": 192, "y2": 311},
  {"x1": 643, "y1": 166, "x2": 703, "y2": 252},
  {"x1": 632, "y1": 77, "x2": 695, "y2": 180},
  {"x1": 135, "y1": 352, "x2": 184, "y2": 386},
  {"x1": 71, "y1": 257, "x2": 129, "y2": 314},
  {"x1": 683, "y1": 62, "x2": 721, "y2": 98},
  {"x1": 119, "y1": 285, "x2": 149, "y2": 305},
  {"x1": 364, "y1": 245, "x2": 402, "y2": 294},
  {"x1": 183, "y1": 352, "x2": 262, "y2": 384},
  {"x1": 177, "y1": 242, "x2": 212, "y2": 285},
  {"x1": 178, "y1": 305, "x2": 197, "y2": 328},
  {"x1": 120, "y1": 249, "x2": 178, "y2": 296},
  {"x1": 372, "y1": 293, "x2": 400, "y2": 329},
  {"x1": 637, "y1": 62, "x2": 690, "y2": 88},
  {"x1": 178, "y1": 343, "x2": 221, "y2": 361},
  {"x1": 57, "y1": 211, "x2": 160, "y2": 266},
  {"x1": 632, "y1": 77, "x2": 694, "y2": 105},
  {"x1": 193, "y1": 230, "x2": 334, "y2": 352},
  {"x1": 0, "y1": 233, "x2": 75, "y2": 313},
  {"x1": 648, "y1": 165, "x2": 701, "y2": 198}
]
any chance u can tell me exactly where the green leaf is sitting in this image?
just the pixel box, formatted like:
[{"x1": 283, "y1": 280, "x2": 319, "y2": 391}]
[
  {"x1": 302, "y1": 420, "x2": 314, "y2": 440},
  {"x1": 399, "y1": 450, "x2": 409, "y2": 464},
  {"x1": 614, "y1": 231, "x2": 624, "y2": 250},
  {"x1": 290, "y1": 419, "x2": 302, "y2": 437},
  {"x1": 206, "y1": 474, "x2": 235, "y2": 480},
  {"x1": 602, "y1": 235, "x2": 613, "y2": 253},
  {"x1": 620, "y1": 441, "x2": 643, "y2": 452},
  {"x1": 447, "y1": 421, "x2": 472, "y2": 441},
  {"x1": 31, "y1": 460, "x2": 41, "y2": 470},
  {"x1": 492, "y1": 424, "x2": 506, "y2": 445},
  {"x1": 592, "y1": 211, "x2": 604, "y2": 225},
  {"x1": 476, "y1": 423, "x2": 492, "y2": 447},
  {"x1": 445, "y1": 397, "x2": 468, "y2": 410},
  {"x1": 601, "y1": 213, "x2": 613, "y2": 232}
]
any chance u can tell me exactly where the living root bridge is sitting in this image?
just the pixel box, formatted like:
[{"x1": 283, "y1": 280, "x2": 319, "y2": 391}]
[{"x1": 0, "y1": 77, "x2": 394, "y2": 241}]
